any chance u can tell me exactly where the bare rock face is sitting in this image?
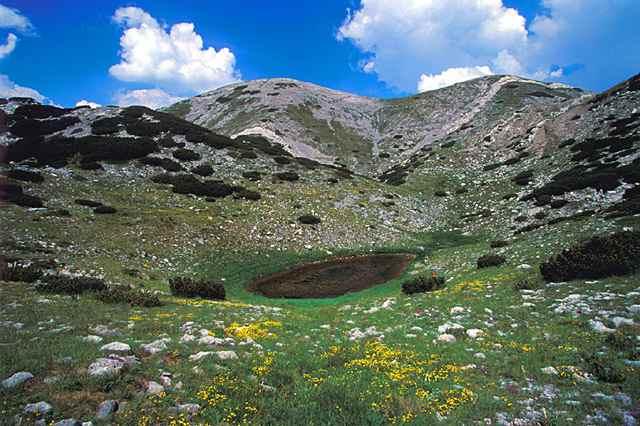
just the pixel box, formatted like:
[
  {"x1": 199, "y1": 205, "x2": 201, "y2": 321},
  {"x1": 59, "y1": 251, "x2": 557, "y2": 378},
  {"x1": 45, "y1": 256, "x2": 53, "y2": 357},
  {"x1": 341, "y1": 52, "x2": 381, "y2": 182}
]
[{"x1": 165, "y1": 76, "x2": 584, "y2": 175}]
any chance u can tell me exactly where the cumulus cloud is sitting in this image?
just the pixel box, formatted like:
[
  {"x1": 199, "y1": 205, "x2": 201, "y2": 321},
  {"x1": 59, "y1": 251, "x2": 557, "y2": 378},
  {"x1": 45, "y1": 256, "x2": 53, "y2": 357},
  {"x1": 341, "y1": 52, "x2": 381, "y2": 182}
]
[
  {"x1": 418, "y1": 66, "x2": 493, "y2": 92},
  {"x1": 109, "y1": 7, "x2": 240, "y2": 95},
  {"x1": 114, "y1": 88, "x2": 182, "y2": 109},
  {"x1": 0, "y1": 74, "x2": 46, "y2": 101},
  {"x1": 0, "y1": 32, "x2": 16, "y2": 58},
  {"x1": 0, "y1": 4, "x2": 32, "y2": 32},
  {"x1": 339, "y1": 0, "x2": 640, "y2": 92},
  {"x1": 338, "y1": 0, "x2": 527, "y2": 92},
  {"x1": 75, "y1": 100, "x2": 101, "y2": 109}
]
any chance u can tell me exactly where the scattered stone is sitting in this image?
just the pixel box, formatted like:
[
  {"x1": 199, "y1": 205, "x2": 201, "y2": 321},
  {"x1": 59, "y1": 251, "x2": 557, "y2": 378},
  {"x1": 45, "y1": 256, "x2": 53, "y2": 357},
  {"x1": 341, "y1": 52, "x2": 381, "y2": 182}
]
[
  {"x1": 24, "y1": 401, "x2": 53, "y2": 415},
  {"x1": 189, "y1": 351, "x2": 213, "y2": 362},
  {"x1": 216, "y1": 351, "x2": 238, "y2": 360},
  {"x1": 542, "y1": 366, "x2": 559, "y2": 375},
  {"x1": 100, "y1": 342, "x2": 131, "y2": 353},
  {"x1": 53, "y1": 419, "x2": 81, "y2": 426},
  {"x1": 2, "y1": 371, "x2": 34, "y2": 389},
  {"x1": 96, "y1": 400, "x2": 119, "y2": 419},
  {"x1": 437, "y1": 334, "x2": 456, "y2": 343},
  {"x1": 146, "y1": 381, "x2": 164, "y2": 395},
  {"x1": 450, "y1": 306, "x2": 465, "y2": 314},
  {"x1": 82, "y1": 335, "x2": 103, "y2": 344},
  {"x1": 589, "y1": 320, "x2": 615, "y2": 333},
  {"x1": 176, "y1": 403, "x2": 201, "y2": 415},
  {"x1": 466, "y1": 329, "x2": 484, "y2": 339},
  {"x1": 87, "y1": 355, "x2": 138, "y2": 377},
  {"x1": 142, "y1": 338, "x2": 171, "y2": 355}
]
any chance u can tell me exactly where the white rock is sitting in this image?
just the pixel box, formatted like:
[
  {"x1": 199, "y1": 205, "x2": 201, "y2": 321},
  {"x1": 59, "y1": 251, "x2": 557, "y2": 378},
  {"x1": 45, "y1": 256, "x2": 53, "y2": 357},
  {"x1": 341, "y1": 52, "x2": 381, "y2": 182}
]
[
  {"x1": 450, "y1": 306, "x2": 465, "y2": 314},
  {"x1": 180, "y1": 334, "x2": 196, "y2": 343},
  {"x1": 437, "y1": 334, "x2": 456, "y2": 343},
  {"x1": 628, "y1": 305, "x2": 640, "y2": 315},
  {"x1": 177, "y1": 403, "x2": 200, "y2": 415},
  {"x1": 474, "y1": 353, "x2": 486, "y2": 360},
  {"x1": 517, "y1": 264, "x2": 532, "y2": 270},
  {"x1": 438, "y1": 322, "x2": 465, "y2": 335},
  {"x1": 542, "y1": 366, "x2": 559, "y2": 375},
  {"x1": 24, "y1": 401, "x2": 53, "y2": 415},
  {"x1": 612, "y1": 317, "x2": 634, "y2": 328},
  {"x1": 589, "y1": 320, "x2": 616, "y2": 333},
  {"x1": 466, "y1": 329, "x2": 484, "y2": 339},
  {"x1": 189, "y1": 352, "x2": 213, "y2": 362},
  {"x1": 146, "y1": 381, "x2": 164, "y2": 395},
  {"x1": 82, "y1": 335, "x2": 103, "y2": 344},
  {"x1": 142, "y1": 338, "x2": 171, "y2": 355},
  {"x1": 100, "y1": 342, "x2": 131, "y2": 353},
  {"x1": 2, "y1": 371, "x2": 34, "y2": 389},
  {"x1": 87, "y1": 355, "x2": 138, "y2": 377},
  {"x1": 216, "y1": 351, "x2": 238, "y2": 360},
  {"x1": 381, "y1": 299, "x2": 395, "y2": 309}
]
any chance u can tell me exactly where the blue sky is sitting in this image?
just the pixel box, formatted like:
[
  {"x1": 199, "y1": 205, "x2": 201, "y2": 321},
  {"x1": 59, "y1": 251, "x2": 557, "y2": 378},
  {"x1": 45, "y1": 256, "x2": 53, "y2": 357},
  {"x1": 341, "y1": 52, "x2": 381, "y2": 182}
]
[{"x1": 0, "y1": 0, "x2": 638, "y2": 108}]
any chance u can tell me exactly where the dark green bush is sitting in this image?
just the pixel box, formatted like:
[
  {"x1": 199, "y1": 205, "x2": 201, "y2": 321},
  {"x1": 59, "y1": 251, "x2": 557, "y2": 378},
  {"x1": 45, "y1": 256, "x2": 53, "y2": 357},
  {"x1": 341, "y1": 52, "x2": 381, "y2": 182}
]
[
  {"x1": 191, "y1": 164, "x2": 214, "y2": 177},
  {"x1": 550, "y1": 199, "x2": 568, "y2": 209},
  {"x1": 74, "y1": 199, "x2": 103, "y2": 208},
  {"x1": 583, "y1": 354, "x2": 625, "y2": 383},
  {"x1": 38, "y1": 274, "x2": 107, "y2": 294},
  {"x1": 172, "y1": 148, "x2": 201, "y2": 162},
  {"x1": 243, "y1": 171, "x2": 261, "y2": 181},
  {"x1": 94, "y1": 206, "x2": 117, "y2": 214},
  {"x1": 512, "y1": 170, "x2": 534, "y2": 186},
  {"x1": 490, "y1": 240, "x2": 509, "y2": 248},
  {"x1": 95, "y1": 286, "x2": 163, "y2": 307},
  {"x1": 273, "y1": 156, "x2": 291, "y2": 165},
  {"x1": 240, "y1": 150, "x2": 258, "y2": 159},
  {"x1": 234, "y1": 189, "x2": 261, "y2": 201},
  {"x1": 477, "y1": 254, "x2": 506, "y2": 269},
  {"x1": 275, "y1": 172, "x2": 299, "y2": 182},
  {"x1": 7, "y1": 169, "x2": 44, "y2": 183},
  {"x1": 434, "y1": 191, "x2": 449, "y2": 197},
  {"x1": 169, "y1": 277, "x2": 225, "y2": 300},
  {"x1": 513, "y1": 280, "x2": 537, "y2": 290},
  {"x1": 402, "y1": 274, "x2": 445, "y2": 295},
  {"x1": 2, "y1": 183, "x2": 44, "y2": 208},
  {"x1": 10, "y1": 116, "x2": 80, "y2": 138},
  {"x1": 540, "y1": 231, "x2": 640, "y2": 282},
  {"x1": 91, "y1": 117, "x2": 122, "y2": 135},
  {"x1": 298, "y1": 214, "x2": 321, "y2": 225},
  {"x1": 171, "y1": 176, "x2": 234, "y2": 198},
  {"x1": 13, "y1": 104, "x2": 71, "y2": 119},
  {"x1": 1, "y1": 262, "x2": 43, "y2": 283}
]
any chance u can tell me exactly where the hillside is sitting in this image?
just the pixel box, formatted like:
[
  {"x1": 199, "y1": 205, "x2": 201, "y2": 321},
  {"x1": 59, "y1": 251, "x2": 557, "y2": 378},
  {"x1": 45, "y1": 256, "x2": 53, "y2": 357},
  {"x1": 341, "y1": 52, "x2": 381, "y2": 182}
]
[
  {"x1": 165, "y1": 76, "x2": 585, "y2": 175},
  {"x1": 0, "y1": 73, "x2": 639, "y2": 425}
]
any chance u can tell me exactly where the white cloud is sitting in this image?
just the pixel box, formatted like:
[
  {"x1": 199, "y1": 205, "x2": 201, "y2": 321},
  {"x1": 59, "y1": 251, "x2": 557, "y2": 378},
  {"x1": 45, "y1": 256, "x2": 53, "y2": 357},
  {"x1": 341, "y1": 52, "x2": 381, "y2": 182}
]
[
  {"x1": 340, "y1": 0, "x2": 640, "y2": 92},
  {"x1": 0, "y1": 74, "x2": 45, "y2": 102},
  {"x1": 75, "y1": 100, "x2": 101, "y2": 109},
  {"x1": 114, "y1": 88, "x2": 182, "y2": 109},
  {"x1": 0, "y1": 4, "x2": 32, "y2": 32},
  {"x1": 0, "y1": 32, "x2": 16, "y2": 58},
  {"x1": 338, "y1": 0, "x2": 527, "y2": 92},
  {"x1": 109, "y1": 7, "x2": 240, "y2": 95},
  {"x1": 418, "y1": 66, "x2": 494, "y2": 92}
]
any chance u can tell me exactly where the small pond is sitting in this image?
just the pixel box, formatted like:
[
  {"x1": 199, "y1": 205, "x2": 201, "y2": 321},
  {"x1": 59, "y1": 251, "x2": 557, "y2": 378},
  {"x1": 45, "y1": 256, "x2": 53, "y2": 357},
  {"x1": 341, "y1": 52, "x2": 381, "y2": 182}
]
[{"x1": 247, "y1": 253, "x2": 415, "y2": 298}]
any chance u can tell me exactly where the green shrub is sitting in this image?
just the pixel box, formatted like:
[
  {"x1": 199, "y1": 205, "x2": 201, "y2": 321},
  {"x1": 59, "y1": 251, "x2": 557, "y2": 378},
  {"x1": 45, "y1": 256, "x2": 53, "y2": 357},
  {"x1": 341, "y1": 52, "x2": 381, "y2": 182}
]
[
  {"x1": 2, "y1": 183, "x2": 44, "y2": 208},
  {"x1": 273, "y1": 156, "x2": 291, "y2": 165},
  {"x1": 540, "y1": 231, "x2": 640, "y2": 282},
  {"x1": 173, "y1": 148, "x2": 201, "y2": 162},
  {"x1": 1, "y1": 262, "x2": 43, "y2": 283},
  {"x1": 512, "y1": 170, "x2": 534, "y2": 186},
  {"x1": 513, "y1": 280, "x2": 537, "y2": 290},
  {"x1": 583, "y1": 354, "x2": 625, "y2": 383},
  {"x1": 402, "y1": 274, "x2": 445, "y2": 295},
  {"x1": 95, "y1": 286, "x2": 163, "y2": 307},
  {"x1": 191, "y1": 164, "x2": 214, "y2": 177},
  {"x1": 434, "y1": 191, "x2": 449, "y2": 197},
  {"x1": 91, "y1": 117, "x2": 122, "y2": 135},
  {"x1": 550, "y1": 199, "x2": 568, "y2": 209},
  {"x1": 243, "y1": 171, "x2": 261, "y2": 181},
  {"x1": 490, "y1": 240, "x2": 509, "y2": 248},
  {"x1": 298, "y1": 214, "x2": 321, "y2": 225},
  {"x1": 7, "y1": 169, "x2": 44, "y2": 183},
  {"x1": 477, "y1": 254, "x2": 506, "y2": 269},
  {"x1": 234, "y1": 189, "x2": 261, "y2": 201},
  {"x1": 275, "y1": 172, "x2": 299, "y2": 182},
  {"x1": 74, "y1": 199, "x2": 102, "y2": 208},
  {"x1": 38, "y1": 274, "x2": 107, "y2": 294},
  {"x1": 94, "y1": 205, "x2": 117, "y2": 214},
  {"x1": 169, "y1": 277, "x2": 225, "y2": 300}
]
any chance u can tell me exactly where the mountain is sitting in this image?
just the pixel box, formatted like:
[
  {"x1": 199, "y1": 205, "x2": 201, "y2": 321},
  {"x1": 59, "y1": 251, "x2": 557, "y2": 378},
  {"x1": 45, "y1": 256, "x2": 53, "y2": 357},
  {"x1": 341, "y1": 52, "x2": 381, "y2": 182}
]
[
  {"x1": 1, "y1": 73, "x2": 640, "y2": 425},
  {"x1": 164, "y1": 76, "x2": 586, "y2": 174}
]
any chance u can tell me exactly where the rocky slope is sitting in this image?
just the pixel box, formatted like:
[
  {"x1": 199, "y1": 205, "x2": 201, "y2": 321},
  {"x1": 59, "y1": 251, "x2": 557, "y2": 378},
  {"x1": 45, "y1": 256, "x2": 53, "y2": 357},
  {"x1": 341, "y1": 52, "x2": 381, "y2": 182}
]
[{"x1": 165, "y1": 76, "x2": 586, "y2": 174}]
